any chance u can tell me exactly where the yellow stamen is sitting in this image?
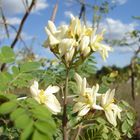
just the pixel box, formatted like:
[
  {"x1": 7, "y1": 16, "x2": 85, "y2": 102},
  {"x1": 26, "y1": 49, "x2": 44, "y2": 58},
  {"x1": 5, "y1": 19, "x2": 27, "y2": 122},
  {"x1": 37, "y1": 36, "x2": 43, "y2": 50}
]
[
  {"x1": 104, "y1": 99, "x2": 114, "y2": 109},
  {"x1": 84, "y1": 93, "x2": 93, "y2": 105},
  {"x1": 39, "y1": 90, "x2": 46, "y2": 104}
]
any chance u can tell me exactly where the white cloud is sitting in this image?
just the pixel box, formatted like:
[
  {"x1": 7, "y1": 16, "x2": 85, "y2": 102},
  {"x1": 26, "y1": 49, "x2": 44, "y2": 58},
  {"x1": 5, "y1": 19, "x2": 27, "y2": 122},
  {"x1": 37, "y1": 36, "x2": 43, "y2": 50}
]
[
  {"x1": 35, "y1": 0, "x2": 48, "y2": 11},
  {"x1": 8, "y1": 32, "x2": 34, "y2": 41},
  {"x1": 0, "y1": 29, "x2": 34, "y2": 41},
  {"x1": 100, "y1": 18, "x2": 137, "y2": 40},
  {"x1": 0, "y1": 0, "x2": 48, "y2": 15},
  {"x1": 114, "y1": 46, "x2": 139, "y2": 53},
  {"x1": 6, "y1": 17, "x2": 21, "y2": 25},
  {"x1": 112, "y1": 0, "x2": 127, "y2": 5},
  {"x1": 64, "y1": 11, "x2": 74, "y2": 18}
]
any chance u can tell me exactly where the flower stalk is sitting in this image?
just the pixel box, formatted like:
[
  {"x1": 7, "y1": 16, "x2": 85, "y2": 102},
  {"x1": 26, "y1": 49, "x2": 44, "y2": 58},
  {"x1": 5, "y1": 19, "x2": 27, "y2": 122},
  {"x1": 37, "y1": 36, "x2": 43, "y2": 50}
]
[{"x1": 63, "y1": 68, "x2": 69, "y2": 140}]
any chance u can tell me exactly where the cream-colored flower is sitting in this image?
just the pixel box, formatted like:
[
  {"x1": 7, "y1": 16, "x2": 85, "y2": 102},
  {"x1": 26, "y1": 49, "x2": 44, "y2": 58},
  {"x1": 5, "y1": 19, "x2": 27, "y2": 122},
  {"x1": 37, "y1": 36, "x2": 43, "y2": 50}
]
[
  {"x1": 68, "y1": 15, "x2": 82, "y2": 37},
  {"x1": 45, "y1": 21, "x2": 68, "y2": 46},
  {"x1": 90, "y1": 29, "x2": 112, "y2": 60},
  {"x1": 65, "y1": 47, "x2": 75, "y2": 64},
  {"x1": 30, "y1": 81, "x2": 61, "y2": 114},
  {"x1": 45, "y1": 16, "x2": 111, "y2": 64},
  {"x1": 79, "y1": 36, "x2": 91, "y2": 57},
  {"x1": 58, "y1": 38, "x2": 75, "y2": 57},
  {"x1": 55, "y1": 25, "x2": 68, "y2": 40},
  {"x1": 45, "y1": 28, "x2": 60, "y2": 46},
  {"x1": 83, "y1": 46, "x2": 91, "y2": 57},
  {"x1": 73, "y1": 73, "x2": 103, "y2": 116},
  {"x1": 101, "y1": 89, "x2": 122, "y2": 126},
  {"x1": 75, "y1": 73, "x2": 87, "y2": 96},
  {"x1": 45, "y1": 21, "x2": 60, "y2": 46}
]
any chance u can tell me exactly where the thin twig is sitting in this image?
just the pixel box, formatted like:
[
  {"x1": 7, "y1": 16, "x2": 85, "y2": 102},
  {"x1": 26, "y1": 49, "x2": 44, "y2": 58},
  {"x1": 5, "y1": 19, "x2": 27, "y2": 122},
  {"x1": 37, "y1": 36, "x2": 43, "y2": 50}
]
[
  {"x1": 0, "y1": 22, "x2": 28, "y2": 49},
  {"x1": 0, "y1": 0, "x2": 36, "y2": 71},
  {"x1": 50, "y1": 0, "x2": 59, "y2": 22},
  {"x1": 74, "y1": 123, "x2": 82, "y2": 140},
  {"x1": 10, "y1": 0, "x2": 36, "y2": 49},
  {"x1": 130, "y1": 46, "x2": 140, "y2": 101},
  {"x1": 0, "y1": 7, "x2": 9, "y2": 38}
]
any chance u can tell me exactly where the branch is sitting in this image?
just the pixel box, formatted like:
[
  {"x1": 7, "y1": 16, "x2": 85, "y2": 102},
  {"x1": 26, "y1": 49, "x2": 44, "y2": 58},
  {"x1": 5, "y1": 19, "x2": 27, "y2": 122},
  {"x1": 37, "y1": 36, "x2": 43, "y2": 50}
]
[
  {"x1": 10, "y1": 0, "x2": 36, "y2": 49},
  {"x1": 0, "y1": 7, "x2": 9, "y2": 38},
  {"x1": 63, "y1": 69, "x2": 69, "y2": 140},
  {"x1": 0, "y1": 22, "x2": 28, "y2": 49},
  {"x1": 73, "y1": 123, "x2": 82, "y2": 140},
  {"x1": 0, "y1": 0, "x2": 36, "y2": 71},
  {"x1": 130, "y1": 46, "x2": 140, "y2": 101},
  {"x1": 50, "y1": 0, "x2": 59, "y2": 22}
]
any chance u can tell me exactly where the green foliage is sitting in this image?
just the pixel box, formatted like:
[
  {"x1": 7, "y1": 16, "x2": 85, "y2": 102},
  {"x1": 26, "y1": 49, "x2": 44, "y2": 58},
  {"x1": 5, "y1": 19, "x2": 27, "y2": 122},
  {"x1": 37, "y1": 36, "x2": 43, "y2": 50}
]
[
  {"x1": 20, "y1": 62, "x2": 41, "y2": 72},
  {"x1": 0, "y1": 30, "x2": 137, "y2": 140},
  {"x1": 75, "y1": 105, "x2": 135, "y2": 140},
  {"x1": 67, "y1": 56, "x2": 97, "y2": 95},
  {"x1": 75, "y1": 55, "x2": 97, "y2": 77},
  {"x1": 78, "y1": 117, "x2": 121, "y2": 140},
  {"x1": 96, "y1": 67, "x2": 117, "y2": 93},
  {"x1": 0, "y1": 101, "x2": 18, "y2": 114},
  {"x1": 132, "y1": 16, "x2": 140, "y2": 20},
  {"x1": 119, "y1": 100, "x2": 136, "y2": 138},
  {"x1": 0, "y1": 61, "x2": 41, "y2": 91},
  {"x1": 0, "y1": 94, "x2": 56, "y2": 140},
  {"x1": 99, "y1": 75, "x2": 115, "y2": 93},
  {"x1": 37, "y1": 56, "x2": 97, "y2": 95},
  {"x1": 0, "y1": 46, "x2": 15, "y2": 63}
]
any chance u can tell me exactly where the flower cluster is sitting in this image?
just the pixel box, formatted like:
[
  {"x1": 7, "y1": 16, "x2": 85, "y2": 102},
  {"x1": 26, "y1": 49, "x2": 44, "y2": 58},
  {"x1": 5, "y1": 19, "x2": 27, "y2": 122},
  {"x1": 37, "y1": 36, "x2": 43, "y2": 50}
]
[
  {"x1": 45, "y1": 15, "x2": 112, "y2": 67},
  {"x1": 73, "y1": 73, "x2": 122, "y2": 126},
  {"x1": 30, "y1": 81, "x2": 61, "y2": 114},
  {"x1": 30, "y1": 73, "x2": 121, "y2": 126}
]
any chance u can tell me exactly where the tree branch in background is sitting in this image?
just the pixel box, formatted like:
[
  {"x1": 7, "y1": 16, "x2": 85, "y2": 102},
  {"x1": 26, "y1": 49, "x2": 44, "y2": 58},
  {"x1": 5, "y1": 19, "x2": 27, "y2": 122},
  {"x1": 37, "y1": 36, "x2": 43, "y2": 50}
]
[
  {"x1": 0, "y1": 22, "x2": 28, "y2": 49},
  {"x1": 10, "y1": 0, "x2": 36, "y2": 49},
  {"x1": 0, "y1": 7, "x2": 9, "y2": 38},
  {"x1": 130, "y1": 46, "x2": 140, "y2": 101},
  {"x1": 79, "y1": 4, "x2": 85, "y2": 19},
  {"x1": 0, "y1": 0, "x2": 36, "y2": 71},
  {"x1": 50, "y1": 0, "x2": 59, "y2": 22}
]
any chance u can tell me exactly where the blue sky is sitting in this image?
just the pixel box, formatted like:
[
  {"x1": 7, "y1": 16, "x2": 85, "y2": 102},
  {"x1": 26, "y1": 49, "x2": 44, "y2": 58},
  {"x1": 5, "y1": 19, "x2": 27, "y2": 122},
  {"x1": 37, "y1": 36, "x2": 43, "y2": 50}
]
[{"x1": 0, "y1": 0, "x2": 140, "y2": 69}]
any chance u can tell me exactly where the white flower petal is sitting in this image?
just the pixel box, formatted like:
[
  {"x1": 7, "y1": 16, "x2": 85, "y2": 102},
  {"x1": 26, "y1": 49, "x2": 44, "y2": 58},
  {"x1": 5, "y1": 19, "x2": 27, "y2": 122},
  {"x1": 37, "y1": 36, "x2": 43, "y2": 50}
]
[
  {"x1": 59, "y1": 38, "x2": 75, "y2": 56},
  {"x1": 73, "y1": 102, "x2": 85, "y2": 113},
  {"x1": 81, "y1": 78, "x2": 87, "y2": 95},
  {"x1": 78, "y1": 105, "x2": 90, "y2": 116},
  {"x1": 45, "y1": 94, "x2": 61, "y2": 114},
  {"x1": 102, "y1": 89, "x2": 111, "y2": 106},
  {"x1": 45, "y1": 85, "x2": 60, "y2": 95},
  {"x1": 47, "y1": 20, "x2": 57, "y2": 34},
  {"x1": 83, "y1": 46, "x2": 91, "y2": 57},
  {"x1": 45, "y1": 27, "x2": 60, "y2": 45},
  {"x1": 75, "y1": 73, "x2": 82, "y2": 92},
  {"x1": 30, "y1": 81, "x2": 39, "y2": 97},
  {"x1": 80, "y1": 36, "x2": 90, "y2": 51},
  {"x1": 93, "y1": 104, "x2": 103, "y2": 110},
  {"x1": 105, "y1": 110, "x2": 117, "y2": 126},
  {"x1": 111, "y1": 104, "x2": 122, "y2": 120},
  {"x1": 107, "y1": 89, "x2": 115, "y2": 104},
  {"x1": 65, "y1": 47, "x2": 75, "y2": 63},
  {"x1": 92, "y1": 84, "x2": 99, "y2": 104}
]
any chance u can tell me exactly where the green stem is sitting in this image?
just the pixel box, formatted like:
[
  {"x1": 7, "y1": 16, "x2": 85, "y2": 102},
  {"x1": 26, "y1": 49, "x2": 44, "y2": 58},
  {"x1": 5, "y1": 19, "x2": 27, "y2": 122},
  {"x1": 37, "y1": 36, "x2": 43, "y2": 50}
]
[{"x1": 63, "y1": 69, "x2": 69, "y2": 140}]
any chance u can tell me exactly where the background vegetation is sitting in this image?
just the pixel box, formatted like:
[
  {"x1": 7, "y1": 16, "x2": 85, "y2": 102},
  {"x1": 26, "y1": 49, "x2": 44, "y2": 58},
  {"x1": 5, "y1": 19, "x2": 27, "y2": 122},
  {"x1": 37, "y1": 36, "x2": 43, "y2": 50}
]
[{"x1": 0, "y1": 0, "x2": 140, "y2": 139}]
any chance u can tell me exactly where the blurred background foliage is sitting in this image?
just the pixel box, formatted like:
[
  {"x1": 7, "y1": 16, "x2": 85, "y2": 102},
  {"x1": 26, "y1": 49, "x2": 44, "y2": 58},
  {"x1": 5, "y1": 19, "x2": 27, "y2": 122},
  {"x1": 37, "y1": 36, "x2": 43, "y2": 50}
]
[{"x1": 0, "y1": 0, "x2": 140, "y2": 139}]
